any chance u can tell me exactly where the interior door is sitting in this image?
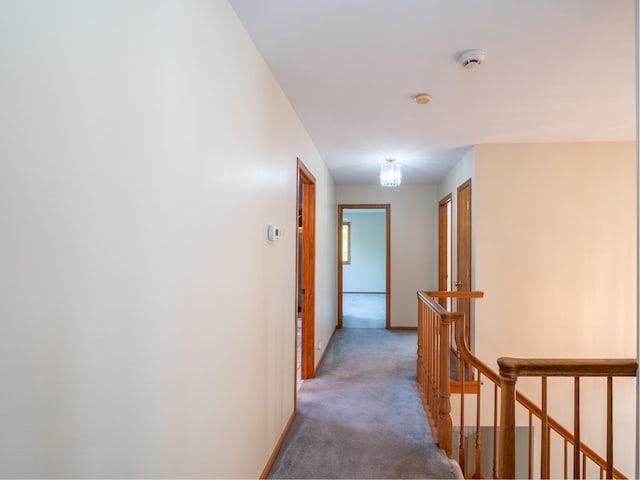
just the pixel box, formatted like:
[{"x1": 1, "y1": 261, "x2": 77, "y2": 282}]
[
  {"x1": 456, "y1": 179, "x2": 472, "y2": 351},
  {"x1": 297, "y1": 159, "x2": 315, "y2": 382},
  {"x1": 438, "y1": 194, "x2": 452, "y2": 309}
]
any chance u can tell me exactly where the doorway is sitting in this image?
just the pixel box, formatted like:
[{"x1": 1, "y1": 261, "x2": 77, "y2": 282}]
[
  {"x1": 296, "y1": 159, "x2": 315, "y2": 387},
  {"x1": 337, "y1": 204, "x2": 390, "y2": 329}
]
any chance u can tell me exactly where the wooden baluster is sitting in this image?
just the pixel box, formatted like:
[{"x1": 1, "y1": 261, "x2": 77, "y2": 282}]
[
  {"x1": 435, "y1": 313, "x2": 440, "y2": 427},
  {"x1": 498, "y1": 373, "x2": 516, "y2": 479},
  {"x1": 423, "y1": 307, "x2": 427, "y2": 401},
  {"x1": 606, "y1": 376, "x2": 613, "y2": 479},
  {"x1": 582, "y1": 453, "x2": 586, "y2": 479},
  {"x1": 438, "y1": 315, "x2": 453, "y2": 458},
  {"x1": 458, "y1": 316, "x2": 466, "y2": 473},
  {"x1": 548, "y1": 425, "x2": 552, "y2": 477},
  {"x1": 530, "y1": 412, "x2": 535, "y2": 480},
  {"x1": 574, "y1": 377, "x2": 580, "y2": 479},
  {"x1": 430, "y1": 312, "x2": 436, "y2": 426},
  {"x1": 564, "y1": 439, "x2": 568, "y2": 480},
  {"x1": 417, "y1": 302, "x2": 422, "y2": 390},
  {"x1": 416, "y1": 299, "x2": 422, "y2": 390},
  {"x1": 427, "y1": 310, "x2": 432, "y2": 411},
  {"x1": 459, "y1": 370, "x2": 465, "y2": 473},
  {"x1": 422, "y1": 304, "x2": 426, "y2": 391},
  {"x1": 424, "y1": 309, "x2": 429, "y2": 405},
  {"x1": 541, "y1": 376, "x2": 549, "y2": 479},
  {"x1": 473, "y1": 372, "x2": 482, "y2": 479},
  {"x1": 493, "y1": 384, "x2": 498, "y2": 480}
]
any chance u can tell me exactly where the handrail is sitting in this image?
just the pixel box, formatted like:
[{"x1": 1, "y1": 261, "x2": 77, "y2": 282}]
[
  {"x1": 498, "y1": 357, "x2": 637, "y2": 378},
  {"x1": 416, "y1": 291, "x2": 637, "y2": 480},
  {"x1": 498, "y1": 357, "x2": 637, "y2": 479},
  {"x1": 423, "y1": 291, "x2": 486, "y2": 299}
]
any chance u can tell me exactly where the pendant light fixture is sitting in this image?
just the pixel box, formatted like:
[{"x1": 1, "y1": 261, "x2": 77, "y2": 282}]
[{"x1": 380, "y1": 158, "x2": 401, "y2": 187}]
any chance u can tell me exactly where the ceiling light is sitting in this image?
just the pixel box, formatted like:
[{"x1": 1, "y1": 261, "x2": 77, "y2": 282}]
[
  {"x1": 414, "y1": 93, "x2": 432, "y2": 105},
  {"x1": 380, "y1": 158, "x2": 402, "y2": 187},
  {"x1": 457, "y1": 49, "x2": 486, "y2": 69}
]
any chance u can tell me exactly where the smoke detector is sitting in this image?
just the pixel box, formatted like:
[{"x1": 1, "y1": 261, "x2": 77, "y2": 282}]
[
  {"x1": 414, "y1": 93, "x2": 432, "y2": 105},
  {"x1": 457, "y1": 49, "x2": 486, "y2": 69}
]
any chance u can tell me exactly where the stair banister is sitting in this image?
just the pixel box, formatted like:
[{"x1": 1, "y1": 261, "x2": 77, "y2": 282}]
[
  {"x1": 498, "y1": 357, "x2": 637, "y2": 479},
  {"x1": 417, "y1": 291, "x2": 637, "y2": 479}
]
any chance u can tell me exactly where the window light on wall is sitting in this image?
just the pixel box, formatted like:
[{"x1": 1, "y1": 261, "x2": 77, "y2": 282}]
[{"x1": 380, "y1": 158, "x2": 402, "y2": 187}]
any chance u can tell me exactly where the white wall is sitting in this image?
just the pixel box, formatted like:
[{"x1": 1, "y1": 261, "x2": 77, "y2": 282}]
[
  {"x1": 342, "y1": 211, "x2": 386, "y2": 292},
  {"x1": 0, "y1": 1, "x2": 335, "y2": 477},
  {"x1": 473, "y1": 142, "x2": 636, "y2": 477},
  {"x1": 337, "y1": 184, "x2": 439, "y2": 327}
]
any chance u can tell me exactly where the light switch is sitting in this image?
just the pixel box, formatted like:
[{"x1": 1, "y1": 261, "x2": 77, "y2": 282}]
[{"x1": 267, "y1": 224, "x2": 281, "y2": 241}]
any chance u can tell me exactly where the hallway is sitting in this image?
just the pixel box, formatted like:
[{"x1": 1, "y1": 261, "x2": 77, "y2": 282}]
[{"x1": 268, "y1": 329, "x2": 461, "y2": 479}]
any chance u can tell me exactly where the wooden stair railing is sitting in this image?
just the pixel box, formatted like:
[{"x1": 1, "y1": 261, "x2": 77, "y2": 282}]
[
  {"x1": 498, "y1": 357, "x2": 637, "y2": 479},
  {"x1": 416, "y1": 290, "x2": 484, "y2": 459},
  {"x1": 416, "y1": 291, "x2": 637, "y2": 479}
]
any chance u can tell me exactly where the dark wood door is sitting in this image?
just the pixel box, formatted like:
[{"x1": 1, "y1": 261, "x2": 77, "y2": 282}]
[
  {"x1": 438, "y1": 194, "x2": 452, "y2": 309},
  {"x1": 297, "y1": 159, "x2": 315, "y2": 381},
  {"x1": 457, "y1": 179, "x2": 472, "y2": 350}
]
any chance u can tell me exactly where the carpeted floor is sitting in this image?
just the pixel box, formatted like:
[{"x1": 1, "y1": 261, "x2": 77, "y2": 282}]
[
  {"x1": 268, "y1": 329, "x2": 463, "y2": 479},
  {"x1": 342, "y1": 293, "x2": 386, "y2": 328}
]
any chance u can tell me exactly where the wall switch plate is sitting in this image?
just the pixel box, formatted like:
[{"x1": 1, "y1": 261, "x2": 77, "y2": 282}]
[{"x1": 267, "y1": 224, "x2": 281, "y2": 241}]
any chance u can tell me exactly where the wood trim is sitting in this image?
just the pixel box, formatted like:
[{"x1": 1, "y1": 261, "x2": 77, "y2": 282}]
[
  {"x1": 450, "y1": 379, "x2": 480, "y2": 394},
  {"x1": 386, "y1": 205, "x2": 391, "y2": 328},
  {"x1": 422, "y1": 290, "x2": 485, "y2": 299},
  {"x1": 456, "y1": 179, "x2": 472, "y2": 352},
  {"x1": 388, "y1": 326, "x2": 418, "y2": 331},
  {"x1": 438, "y1": 193, "x2": 452, "y2": 309},
  {"x1": 259, "y1": 411, "x2": 296, "y2": 479},
  {"x1": 297, "y1": 157, "x2": 316, "y2": 183},
  {"x1": 337, "y1": 204, "x2": 391, "y2": 329},
  {"x1": 498, "y1": 357, "x2": 638, "y2": 378},
  {"x1": 297, "y1": 158, "x2": 315, "y2": 381},
  {"x1": 337, "y1": 206, "x2": 343, "y2": 329}
]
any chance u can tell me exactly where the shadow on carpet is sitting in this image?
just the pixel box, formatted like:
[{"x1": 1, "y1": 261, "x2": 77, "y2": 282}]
[{"x1": 268, "y1": 329, "x2": 463, "y2": 479}]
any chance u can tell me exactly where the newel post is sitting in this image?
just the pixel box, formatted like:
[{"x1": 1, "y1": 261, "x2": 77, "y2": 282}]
[
  {"x1": 498, "y1": 359, "x2": 517, "y2": 479},
  {"x1": 438, "y1": 314, "x2": 453, "y2": 458}
]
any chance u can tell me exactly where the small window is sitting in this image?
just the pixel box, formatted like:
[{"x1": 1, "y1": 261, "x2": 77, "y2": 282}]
[{"x1": 342, "y1": 221, "x2": 351, "y2": 264}]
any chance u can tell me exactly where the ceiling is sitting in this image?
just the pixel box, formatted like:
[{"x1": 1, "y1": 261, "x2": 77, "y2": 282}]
[{"x1": 229, "y1": 0, "x2": 636, "y2": 185}]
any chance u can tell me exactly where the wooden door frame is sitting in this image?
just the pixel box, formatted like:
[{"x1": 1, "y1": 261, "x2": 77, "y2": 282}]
[
  {"x1": 297, "y1": 159, "x2": 315, "y2": 382},
  {"x1": 456, "y1": 179, "x2": 472, "y2": 351},
  {"x1": 438, "y1": 193, "x2": 452, "y2": 309},
  {"x1": 337, "y1": 204, "x2": 391, "y2": 329}
]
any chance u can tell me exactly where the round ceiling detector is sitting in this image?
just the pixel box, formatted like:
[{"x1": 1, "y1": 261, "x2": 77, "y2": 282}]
[
  {"x1": 457, "y1": 49, "x2": 486, "y2": 69},
  {"x1": 414, "y1": 93, "x2": 432, "y2": 105}
]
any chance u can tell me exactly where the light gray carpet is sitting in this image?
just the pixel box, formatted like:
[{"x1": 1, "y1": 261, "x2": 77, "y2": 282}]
[
  {"x1": 268, "y1": 329, "x2": 463, "y2": 479},
  {"x1": 342, "y1": 294, "x2": 386, "y2": 328}
]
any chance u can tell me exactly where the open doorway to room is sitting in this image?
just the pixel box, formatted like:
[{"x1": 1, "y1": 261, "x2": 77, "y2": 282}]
[
  {"x1": 337, "y1": 204, "x2": 390, "y2": 329},
  {"x1": 296, "y1": 159, "x2": 316, "y2": 395}
]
